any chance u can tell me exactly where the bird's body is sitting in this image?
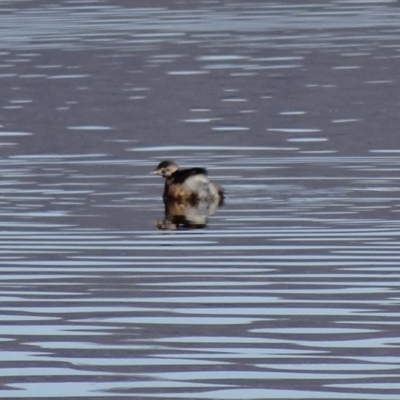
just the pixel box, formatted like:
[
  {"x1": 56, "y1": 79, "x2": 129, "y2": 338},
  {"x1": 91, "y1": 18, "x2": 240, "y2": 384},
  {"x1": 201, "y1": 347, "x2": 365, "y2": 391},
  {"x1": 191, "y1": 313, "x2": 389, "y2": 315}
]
[{"x1": 151, "y1": 160, "x2": 224, "y2": 203}]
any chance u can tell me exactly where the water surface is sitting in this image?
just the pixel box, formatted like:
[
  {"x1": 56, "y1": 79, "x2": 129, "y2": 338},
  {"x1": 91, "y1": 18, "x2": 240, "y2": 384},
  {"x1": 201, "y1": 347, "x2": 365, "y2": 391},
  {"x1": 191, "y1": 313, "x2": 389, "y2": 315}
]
[{"x1": 0, "y1": 1, "x2": 400, "y2": 399}]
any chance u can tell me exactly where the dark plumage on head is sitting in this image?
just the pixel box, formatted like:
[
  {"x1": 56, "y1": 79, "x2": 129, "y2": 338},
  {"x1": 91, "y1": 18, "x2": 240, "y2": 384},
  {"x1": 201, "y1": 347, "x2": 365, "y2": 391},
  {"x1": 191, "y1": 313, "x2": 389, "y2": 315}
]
[
  {"x1": 156, "y1": 160, "x2": 177, "y2": 170},
  {"x1": 150, "y1": 160, "x2": 179, "y2": 178}
]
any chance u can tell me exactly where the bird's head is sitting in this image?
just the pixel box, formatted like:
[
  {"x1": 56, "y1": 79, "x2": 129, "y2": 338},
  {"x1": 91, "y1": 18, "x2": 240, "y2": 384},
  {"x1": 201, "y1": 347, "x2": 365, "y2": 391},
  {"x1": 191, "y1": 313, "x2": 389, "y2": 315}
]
[{"x1": 150, "y1": 160, "x2": 179, "y2": 178}]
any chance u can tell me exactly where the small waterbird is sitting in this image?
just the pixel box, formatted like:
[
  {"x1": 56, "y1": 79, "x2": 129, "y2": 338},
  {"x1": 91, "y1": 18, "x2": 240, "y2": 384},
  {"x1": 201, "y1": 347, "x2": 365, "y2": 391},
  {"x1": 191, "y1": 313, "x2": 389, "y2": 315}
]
[{"x1": 150, "y1": 160, "x2": 224, "y2": 203}]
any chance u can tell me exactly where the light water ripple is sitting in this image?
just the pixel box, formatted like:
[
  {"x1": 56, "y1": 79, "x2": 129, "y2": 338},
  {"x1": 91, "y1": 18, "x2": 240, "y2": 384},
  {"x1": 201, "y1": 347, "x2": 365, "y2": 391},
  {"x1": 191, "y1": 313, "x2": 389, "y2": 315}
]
[{"x1": 0, "y1": 1, "x2": 399, "y2": 399}]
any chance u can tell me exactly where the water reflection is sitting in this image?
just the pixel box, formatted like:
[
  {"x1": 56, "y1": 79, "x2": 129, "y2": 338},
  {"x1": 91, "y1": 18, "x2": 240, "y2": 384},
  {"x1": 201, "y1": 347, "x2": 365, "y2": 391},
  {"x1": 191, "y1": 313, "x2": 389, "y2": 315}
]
[{"x1": 157, "y1": 198, "x2": 222, "y2": 230}]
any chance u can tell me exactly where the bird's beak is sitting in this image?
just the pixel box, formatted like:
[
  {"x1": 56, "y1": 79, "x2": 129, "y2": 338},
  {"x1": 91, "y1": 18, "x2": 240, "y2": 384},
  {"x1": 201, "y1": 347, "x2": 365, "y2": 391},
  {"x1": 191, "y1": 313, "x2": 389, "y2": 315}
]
[{"x1": 149, "y1": 170, "x2": 160, "y2": 175}]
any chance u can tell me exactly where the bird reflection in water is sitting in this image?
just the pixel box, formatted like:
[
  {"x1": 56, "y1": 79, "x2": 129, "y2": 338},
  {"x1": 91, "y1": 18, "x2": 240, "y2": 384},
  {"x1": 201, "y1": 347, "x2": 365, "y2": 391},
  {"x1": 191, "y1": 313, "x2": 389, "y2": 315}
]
[
  {"x1": 150, "y1": 160, "x2": 224, "y2": 230},
  {"x1": 157, "y1": 197, "x2": 222, "y2": 230}
]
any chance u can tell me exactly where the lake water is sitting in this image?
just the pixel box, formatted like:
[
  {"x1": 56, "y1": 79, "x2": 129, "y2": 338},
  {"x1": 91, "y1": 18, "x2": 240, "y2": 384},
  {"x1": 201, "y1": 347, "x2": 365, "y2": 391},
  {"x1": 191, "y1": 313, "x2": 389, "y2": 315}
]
[{"x1": 0, "y1": 0, "x2": 400, "y2": 399}]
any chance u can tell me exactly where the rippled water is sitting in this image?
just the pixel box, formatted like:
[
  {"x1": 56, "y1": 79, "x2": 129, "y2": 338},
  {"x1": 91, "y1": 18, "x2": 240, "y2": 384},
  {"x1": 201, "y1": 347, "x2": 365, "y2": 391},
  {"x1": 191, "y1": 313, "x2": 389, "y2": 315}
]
[{"x1": 1, "y1": 0, "x2": 400, "y2": 399}]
